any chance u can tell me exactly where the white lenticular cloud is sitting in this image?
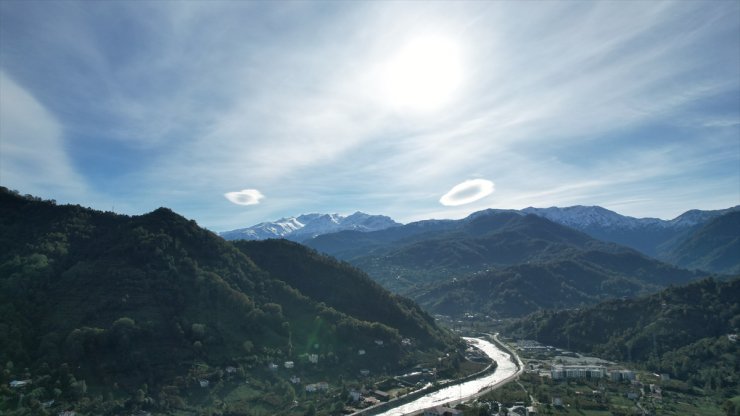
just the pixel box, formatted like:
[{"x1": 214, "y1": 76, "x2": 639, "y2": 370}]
[
  {"x1": 439, "y1": 179, "x2": 495, "y2": 206},
  {"x1": 224, "y1": 189, "x2": 265, "y2": 206}
]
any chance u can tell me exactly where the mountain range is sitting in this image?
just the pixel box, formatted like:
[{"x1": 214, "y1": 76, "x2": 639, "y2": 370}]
[
  {"x1": 303, "y1": 210, "x2": 704, "y2": 317},
  {"x1": 279, "y1": 205, "x2": 737, "y2": 275},
  {"x1": 522, "y1": 205, "x2": 740, "y2": 263},
  {"x1": 220, "y1": 212, "x2": 400, "y2": 241}
]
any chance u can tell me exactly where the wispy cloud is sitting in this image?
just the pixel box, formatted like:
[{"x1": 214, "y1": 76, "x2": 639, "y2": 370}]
[
  {"x1": 0, "y1": 1, "x2": 737, "y2": 229},
  {"x1": 0, "y1": 72, "x2": 90, "y2": 201}
]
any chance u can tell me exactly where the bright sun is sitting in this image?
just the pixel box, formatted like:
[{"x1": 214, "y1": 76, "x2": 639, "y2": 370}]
[{"x1": 379, "y1": 35, "x2": 463, "y2": 113}]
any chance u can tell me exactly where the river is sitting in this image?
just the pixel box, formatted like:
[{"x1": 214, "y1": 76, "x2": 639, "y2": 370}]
[{"x1": 373, "y1": 336, "x2": 522, "y2": 416}]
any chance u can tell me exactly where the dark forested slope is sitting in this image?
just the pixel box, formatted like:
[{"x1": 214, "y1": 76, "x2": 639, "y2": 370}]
[{"x1": 0, "y1": 188, "x2": 458, "y2": 415}]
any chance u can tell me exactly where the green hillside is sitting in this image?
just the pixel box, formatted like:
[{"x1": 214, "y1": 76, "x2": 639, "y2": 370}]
[
  {"x1": 507, "y1": 277, "x2": 740, "y2": 395},
  {"x1": 661, "y1": 211, "x2": 740, "y2": 275},
  {"x1": 0, "y1": 188, "x2": 459, "y2": 415}
]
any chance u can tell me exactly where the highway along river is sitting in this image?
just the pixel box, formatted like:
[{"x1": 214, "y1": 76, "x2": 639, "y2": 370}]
[{"x1": 373, "y1": 335, "x2": 522, "y2": 416}]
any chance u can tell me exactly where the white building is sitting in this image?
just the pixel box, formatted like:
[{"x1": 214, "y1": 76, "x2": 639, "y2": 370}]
[
  {"x1": 308, "y1": 354, "x2": 319, "y2": 363},
  {"x1": 284, "y1": 361, "x2": 294, "y2": 369},
  {"x1": 551, "y1": 365, "x2": 606, "y2": 380}
]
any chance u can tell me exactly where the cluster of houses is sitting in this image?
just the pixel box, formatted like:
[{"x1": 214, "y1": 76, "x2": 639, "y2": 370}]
[
  {"x1": 550, "y1": 365, "x2": 635, "y2": 381},
  {"x1": 343, "y1": 388, "x2": 392, "y2": 411}
]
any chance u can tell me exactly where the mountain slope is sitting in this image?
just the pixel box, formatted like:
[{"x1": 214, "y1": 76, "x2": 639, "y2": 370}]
[
  {"x1": 507, "y1": 277, "x2": 740, "y2": 394},
  {"x1": 231, "y1": 239, "x2": 444, "y2": 345},
  {"x1": 410, "y1": 249, "x2": 697, "y2": 318},
  {"x1": 661, "y1": 211, "x2": 740, "y2": 274},
  {"x1": 0, "y1": 188, "x2": 457, "y2": 415},
  {"x1": 220, "y1": 211, "x2": 400, "y2": 241}
]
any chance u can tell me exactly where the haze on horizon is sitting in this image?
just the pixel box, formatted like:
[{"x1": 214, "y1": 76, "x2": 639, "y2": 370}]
[{"x1": 1, "y1": 1, "x2": 738, "y2": 231}]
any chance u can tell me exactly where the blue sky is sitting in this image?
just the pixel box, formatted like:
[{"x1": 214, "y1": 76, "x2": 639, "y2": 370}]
[{"x1": 1, "y1": 1, "x2": 738, "y2": 231}]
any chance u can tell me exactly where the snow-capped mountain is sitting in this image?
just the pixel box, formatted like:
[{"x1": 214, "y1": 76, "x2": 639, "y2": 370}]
[
  {"x1": 522, "y1": 206, "x2": 664, "y2": 230},
  {"x1": 220, "y1": 212, "x2": 401, "y2": 241},
  {"x1": 522, "y1": 205, "x2": 740, "y2": 230},
  {"x1": 521, "y1": 205, "x2": 740, "y2": 256}
]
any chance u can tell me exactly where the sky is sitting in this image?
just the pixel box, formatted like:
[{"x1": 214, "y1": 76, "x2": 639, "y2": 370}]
[{"x1": 1, "y1": 1, "x2": 738, "y2": 231}]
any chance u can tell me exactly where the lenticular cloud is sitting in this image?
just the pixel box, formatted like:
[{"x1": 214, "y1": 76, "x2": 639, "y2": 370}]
[
  {"x1": 439, "y1": 179, "x2": 495, "y2": 206},
  {"x1": 224, "y1": 189, "x2": 264, "y2": 206}
]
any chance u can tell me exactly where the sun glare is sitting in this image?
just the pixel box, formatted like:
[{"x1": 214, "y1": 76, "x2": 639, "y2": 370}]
[{"x1": 379, "y1": 35, "x2": 463, "y2": 113}]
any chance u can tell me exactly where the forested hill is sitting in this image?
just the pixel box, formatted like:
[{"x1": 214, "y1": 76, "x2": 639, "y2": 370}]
[
  {"x1": 232, "y1": 239, "x2": 442, "y2": 344},
  {"x1": 507, "y1": 277, "x2": 740, "y2": 393},
  {"x1": 661, "y1": 210, "x2": 740, "y2": 275},
  {"x1": 0, "y1": 188, "x2": 458, "y2": 415}
]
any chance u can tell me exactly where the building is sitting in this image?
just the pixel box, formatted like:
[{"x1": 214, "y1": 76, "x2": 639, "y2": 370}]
[
  {"x1": 268, "y1": 363, "x2": 278, "y2": 371},
  {"x1": 373, "y1": 390, "x2": 390, "y2": 402},
  {"x1": 284, "y1": 361, "x2": 294, "y2": 369},
  {"x1": 358, "y1": 349, "x2": 366, "y2": 355},
  {"x1": 609, "y1": 369, "x2": 635, "y2": 382},
  {"x1": 199, "y1": 380, "x2": 210, "y2": 388},
  {"x1": 360, "y1": 369, "x2": 370, "y2": 376},
  {"x1": 308, "y1": 354, "x2": 319, "y2": 363},
  {"x1": 375, "y1": 340, "x2": 384, "y2": 346},
  {"x1": 349, "y1": 390, "x2": 361, "y2": 402},
  {"x1": 551, "y1": 365, "x2": 606, "y2": 380},
  {"x1": 290, "y1": 376, "x2": 301, "y2": 384}
]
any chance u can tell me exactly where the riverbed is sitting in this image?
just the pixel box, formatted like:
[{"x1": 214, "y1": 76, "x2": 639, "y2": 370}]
[{"x1": 373, "y1": 336, "x2": 521, "y2": 416}]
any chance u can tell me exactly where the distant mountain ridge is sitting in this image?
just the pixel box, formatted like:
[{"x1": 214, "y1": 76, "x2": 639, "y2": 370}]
[
  {"x1": 662, "y1": 211, "x2": 740, "y2": 274},
  {"x1": 305, "y1": 210, "x2": 702, "y2": 318},
  {"x1": 220, "y1": 211, "x2": 400, "y2": 241},
  {"x1": 522, "y1": 205, "x2": 740, "y2": 258}
]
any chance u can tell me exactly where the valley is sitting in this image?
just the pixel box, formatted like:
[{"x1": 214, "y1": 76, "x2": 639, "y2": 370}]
[{"x1": 1, "y1": 188, "x2": 737, "y2": 416}]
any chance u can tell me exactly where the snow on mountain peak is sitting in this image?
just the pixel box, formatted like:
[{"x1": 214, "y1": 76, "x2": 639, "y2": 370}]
[
  {"x1": 220, "y1": 212, "x2": 401, "y2": 241},
  {"x1": 522, "y1": 205, "x2": 667, "y2": 230}
]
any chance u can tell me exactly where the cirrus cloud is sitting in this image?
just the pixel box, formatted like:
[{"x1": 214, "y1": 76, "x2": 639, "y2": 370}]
[
  {"x1": 224, "y1": 189, "x2": 265, "y2": 206},
  {"x1": 439, "y1": 179, "x2": 495, "y2": 206}
]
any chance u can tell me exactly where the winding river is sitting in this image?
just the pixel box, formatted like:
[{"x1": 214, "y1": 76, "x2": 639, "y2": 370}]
[{"x1": 373, "y1": 336, "x2": 522, "y2": 416}]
